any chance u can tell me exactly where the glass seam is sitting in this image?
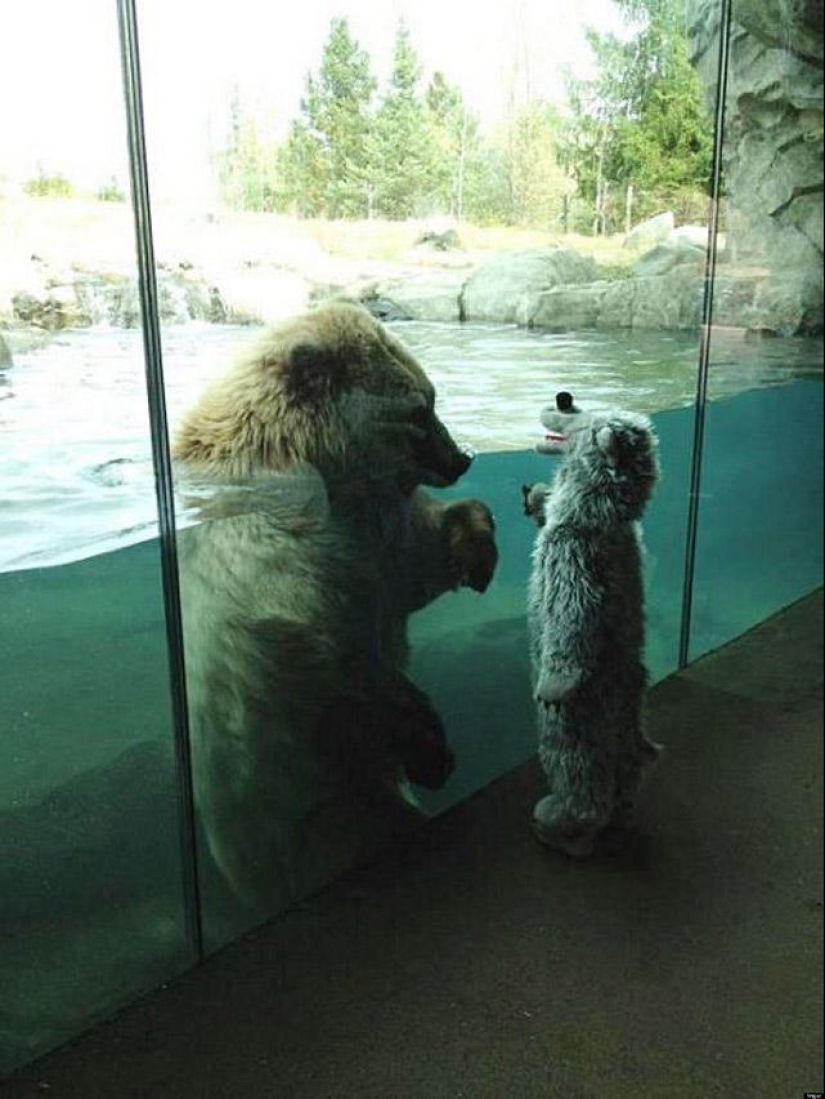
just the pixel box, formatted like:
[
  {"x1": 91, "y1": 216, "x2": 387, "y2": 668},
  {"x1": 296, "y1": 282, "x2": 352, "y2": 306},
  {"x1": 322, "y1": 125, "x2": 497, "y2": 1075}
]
[
  {"x1": 678, "y1": 0, "x2": 734, "y2": 670},
  {"x1": 116, "y1": 0, "x2": 203, "y2": 961}
]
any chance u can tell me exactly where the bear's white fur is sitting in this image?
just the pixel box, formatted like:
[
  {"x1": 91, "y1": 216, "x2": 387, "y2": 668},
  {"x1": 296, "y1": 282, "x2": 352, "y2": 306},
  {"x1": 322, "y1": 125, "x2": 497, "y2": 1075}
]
[
  {"x1": 173, "y1": 302, "x2": 497, "y2": 914},
  {"x1": 525, "y1": 402, "x2": 661, "y2": 857}
]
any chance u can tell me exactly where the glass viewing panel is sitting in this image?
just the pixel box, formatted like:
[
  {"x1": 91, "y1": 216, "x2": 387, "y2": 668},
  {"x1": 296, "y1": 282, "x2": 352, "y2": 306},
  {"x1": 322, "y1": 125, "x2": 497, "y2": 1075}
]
[
  {"x1": 687, "y1": 0, "x2": 824, "y2": 661},
  {"x1": 0, "y1": 1, "x2": 194, "y2": 1075},
  {"x1": 133, "y1": 1, "x2": 713, "y2": 944},
  {"x1": 2, "y1": 0, "x2": 821, "y2": 1077}
]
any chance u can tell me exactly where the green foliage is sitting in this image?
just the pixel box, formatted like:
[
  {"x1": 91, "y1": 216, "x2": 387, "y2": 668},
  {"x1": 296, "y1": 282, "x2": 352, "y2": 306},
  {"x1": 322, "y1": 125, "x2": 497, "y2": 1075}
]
[
  {"x1": 279, "y1": 17, "x2": 377, "y2": 217},
  {"x1": 563, "y1": 0, "x2": 713, "y2": 233},
  {"x1": 218, "y1": 91, "x2": 283, "y2": 212},
  {"x1": 217, "y1": 4, "x2": 712, "y2": 234},
  {"x1": 95, "y1": 177, "x2": 127, "y2": 203},
  {"x1": 23, "y1": 170, "x2": 74, "y2": 199},
  {"x1": 504, "y1": 103, "x2": 575, "y2": 229},
  {"x1": 372, "y1": 22, "x2": 437, "y2": 218}
]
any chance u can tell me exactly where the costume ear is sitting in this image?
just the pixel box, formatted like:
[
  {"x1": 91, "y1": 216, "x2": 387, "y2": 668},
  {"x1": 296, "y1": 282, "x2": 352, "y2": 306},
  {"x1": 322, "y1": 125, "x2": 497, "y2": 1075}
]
[
  {"x1": 594, "y1": 424, "x2": 619, "y2": 466},
  {"x1": 285, "y1": 342, "x2": 348, "y2": 405}
]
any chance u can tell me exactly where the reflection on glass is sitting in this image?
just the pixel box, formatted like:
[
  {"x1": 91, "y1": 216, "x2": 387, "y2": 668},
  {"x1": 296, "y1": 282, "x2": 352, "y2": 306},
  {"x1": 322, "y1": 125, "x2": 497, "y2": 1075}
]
[{"x1": 688, "y1": 0, "x2": 824, "y2": 658}]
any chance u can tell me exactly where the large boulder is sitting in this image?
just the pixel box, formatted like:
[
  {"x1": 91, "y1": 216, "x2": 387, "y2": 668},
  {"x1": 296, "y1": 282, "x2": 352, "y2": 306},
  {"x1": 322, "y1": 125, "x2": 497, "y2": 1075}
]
[
  {"x1": 524, "y1": 265, "x2": 705, "y2": 332},
  {"x1": 460, "y1": 248, "x2": 597, "y2": 323},
  {"x1": 633, "y1": 236, "x2": 707, "y2": 277},
  {"x1": 360, "y1": 270, "x2": 466, "y2": 323},
  {"x1": 632, "y1": 267, "x2": 704, "y2": 330},
  {"x1": 523, "y1": 282, "x2": 610, "y2": 331},
  {"x1": 624, "y1": 211, "x2": 675, "y2": 250}
]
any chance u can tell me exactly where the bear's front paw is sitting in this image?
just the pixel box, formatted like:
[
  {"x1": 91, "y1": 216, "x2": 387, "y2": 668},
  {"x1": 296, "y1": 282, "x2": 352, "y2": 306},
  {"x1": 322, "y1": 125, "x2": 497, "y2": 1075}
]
[
  {"x1": 442, "y1": 500, "x2": 498, "y2": 592},
  {"x1": 536, "y1": 668, "x2": 581, "y2": 704},
  {"x1": 389, "y1": 679, "x2": 455, "y2": 789}
]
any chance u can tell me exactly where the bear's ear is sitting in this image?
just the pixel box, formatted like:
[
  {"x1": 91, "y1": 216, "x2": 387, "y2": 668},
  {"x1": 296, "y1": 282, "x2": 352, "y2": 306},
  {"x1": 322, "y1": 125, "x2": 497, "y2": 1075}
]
[{"x1": 284, "y1": 342, "x2": 348, "y2": 406}]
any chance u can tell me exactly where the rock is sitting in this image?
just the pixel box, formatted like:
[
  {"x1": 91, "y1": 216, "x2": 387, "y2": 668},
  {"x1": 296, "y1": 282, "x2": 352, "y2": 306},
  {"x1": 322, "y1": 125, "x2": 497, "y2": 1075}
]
[
  {"x1": 633, "y1": 236, "x2": 707, "y2": 277},
  {"x1": 361, "y1": 270, "x2": 466, "y2": 323},
  {"x1": 460, "y1": 249, "x2": 597, "y2": 323},
  {"x1": 361, "y1": 296, "x2": 413, "y2": 323},
  {"x1": 416, "y1": 228, "x2": 461, "y2": 251},
  {"x1": 12, "y1": 290, "x2": 68, "y2": 330},
  {"x1": 523, "y1": 282, "x2": 610, "y2": 330},
  {"x1": 0, "y1": 333, "x2": 12, "y2": 367},
  {"x1": 524, "y1": 265, "x2": 704, "y2": 333},
  {"x1": 207, "y1": 286, "x2": 229, "y2": 324},
  {"x1": 598, "y1": 280, "x2": 637, "y2": 330},
  {"x1": 632, "y1": 267, "x2": 704, "y2": 330},
  {"x1": 687, "y1": 0, "x2": 823, "y2": 332},
  {"x1": 624, "y1": 212, "x2": 675, "y2": 250},
  {"x1": 672, "y1": 225, "x2": 708, "y2": 248}
]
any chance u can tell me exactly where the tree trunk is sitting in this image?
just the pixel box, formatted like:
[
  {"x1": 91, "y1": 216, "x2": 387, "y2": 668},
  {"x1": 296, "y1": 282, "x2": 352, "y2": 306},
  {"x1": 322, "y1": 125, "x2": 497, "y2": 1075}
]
[{"x1": 625, "y1": 183, "x2": 634, "y2": 235}]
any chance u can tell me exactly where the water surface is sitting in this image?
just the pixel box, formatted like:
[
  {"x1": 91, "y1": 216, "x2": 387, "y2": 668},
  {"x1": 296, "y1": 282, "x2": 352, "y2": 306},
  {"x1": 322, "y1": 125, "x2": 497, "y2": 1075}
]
[{"x1": 1, "y1": 322, "x2": 820, "y2": 571}]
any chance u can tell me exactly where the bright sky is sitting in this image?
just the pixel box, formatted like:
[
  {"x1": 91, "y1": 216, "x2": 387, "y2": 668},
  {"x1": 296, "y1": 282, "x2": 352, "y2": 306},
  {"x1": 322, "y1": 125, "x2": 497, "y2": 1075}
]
[{"x1": 0, "y1": 0, "x2": 627, "y2": 203}]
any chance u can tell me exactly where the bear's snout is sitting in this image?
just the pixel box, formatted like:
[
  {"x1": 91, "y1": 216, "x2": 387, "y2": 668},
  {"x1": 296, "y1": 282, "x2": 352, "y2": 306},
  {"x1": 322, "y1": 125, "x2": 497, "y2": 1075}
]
[{"x1": 414, "y1": 413, "x2": 472, "y2": 487}]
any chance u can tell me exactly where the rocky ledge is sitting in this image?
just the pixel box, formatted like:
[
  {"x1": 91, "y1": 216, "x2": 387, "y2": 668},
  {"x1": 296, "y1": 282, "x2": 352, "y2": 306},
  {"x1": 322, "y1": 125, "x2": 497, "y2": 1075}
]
[
  {"x1": 2, "y1": 215, "x2": 821, "y2": 348},
  {"x1": 357, "y1": 227, "x2": 822, "y2": 337}
]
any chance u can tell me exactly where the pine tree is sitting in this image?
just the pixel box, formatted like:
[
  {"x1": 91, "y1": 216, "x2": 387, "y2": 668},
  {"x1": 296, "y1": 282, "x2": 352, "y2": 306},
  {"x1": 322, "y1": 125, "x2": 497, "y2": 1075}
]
[
  {"x1": 372, "y1": 21, "x2": 435, "y2": 219},
  {"x1": 279, "y1": 17, "x2": 376, "y2": 218},
  {"x1": 564, "y1": 0, "x2": 713, "y2": 232},
  {"x1": 218, "y1": 90, "x2": 282, "y2": 212},
  {"x1": 426, "y1": 71, "x2": 481, "y2": 221}
]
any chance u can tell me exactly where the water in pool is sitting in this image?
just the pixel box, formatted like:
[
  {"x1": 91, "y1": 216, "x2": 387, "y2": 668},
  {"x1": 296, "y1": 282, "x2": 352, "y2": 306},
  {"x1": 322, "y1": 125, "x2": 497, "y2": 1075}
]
[{"x1": 0, "y1": 320, "x2": 821, "y2": 1074}]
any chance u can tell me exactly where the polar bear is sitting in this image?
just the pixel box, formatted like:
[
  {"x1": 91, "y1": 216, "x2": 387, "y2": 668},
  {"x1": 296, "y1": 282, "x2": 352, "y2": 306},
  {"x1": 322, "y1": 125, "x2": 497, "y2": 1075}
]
[
  {"x1": 173, "y1": 301, "x2": 497, "y2": 914},
  {"x1": 523, "y1": 395, "x2": 661, "y2": 857}
]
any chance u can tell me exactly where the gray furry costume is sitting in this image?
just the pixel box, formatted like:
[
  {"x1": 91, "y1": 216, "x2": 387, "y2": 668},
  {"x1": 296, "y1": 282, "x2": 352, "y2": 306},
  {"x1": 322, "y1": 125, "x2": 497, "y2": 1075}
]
[{"x1": 523, "y1": 394, "x2": 661, "y2": 856}]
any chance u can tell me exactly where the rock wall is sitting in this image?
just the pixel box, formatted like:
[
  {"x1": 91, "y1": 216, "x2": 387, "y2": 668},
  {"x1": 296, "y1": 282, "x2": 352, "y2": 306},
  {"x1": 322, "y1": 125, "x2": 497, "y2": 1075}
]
[{"x1": 687, "y1": 0, "x2": 823, "y2": 331}]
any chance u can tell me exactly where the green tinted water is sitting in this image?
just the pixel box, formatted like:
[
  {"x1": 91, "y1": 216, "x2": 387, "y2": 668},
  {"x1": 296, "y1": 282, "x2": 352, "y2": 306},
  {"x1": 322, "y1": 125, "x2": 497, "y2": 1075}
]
[{"x1": 0, "y1": 379, "x2": 822, "y2": 1074}]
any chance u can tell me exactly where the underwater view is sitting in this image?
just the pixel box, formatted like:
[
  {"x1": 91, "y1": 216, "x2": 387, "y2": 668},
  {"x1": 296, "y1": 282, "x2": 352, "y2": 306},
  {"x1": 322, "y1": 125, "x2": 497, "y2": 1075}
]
[
  {"x1": 1, "y1": 316, "x2": 822, "y2": 1072},
  {"x1": 1, "y1": 321, "x2": 821, "y2": 572},
  {"x1": 1, "y1": 0, "x2": 822, "y2": 1078},
  {"x1": 1, "y1": 314, "x2": 825, "y2": 1068}
]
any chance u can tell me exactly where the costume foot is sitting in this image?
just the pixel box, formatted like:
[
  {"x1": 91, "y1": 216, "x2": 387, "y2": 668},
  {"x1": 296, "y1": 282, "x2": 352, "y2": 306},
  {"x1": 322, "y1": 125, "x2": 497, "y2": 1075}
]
[{"x1": 532, "y1": 797, "x2": 598, "y2": 858}]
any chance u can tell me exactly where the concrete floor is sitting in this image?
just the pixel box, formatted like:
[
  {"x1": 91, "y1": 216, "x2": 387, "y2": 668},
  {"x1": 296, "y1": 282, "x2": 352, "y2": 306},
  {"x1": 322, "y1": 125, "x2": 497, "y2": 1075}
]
[{"x1": 4, "y1": 591, "x2": 823, "y2": 1098}]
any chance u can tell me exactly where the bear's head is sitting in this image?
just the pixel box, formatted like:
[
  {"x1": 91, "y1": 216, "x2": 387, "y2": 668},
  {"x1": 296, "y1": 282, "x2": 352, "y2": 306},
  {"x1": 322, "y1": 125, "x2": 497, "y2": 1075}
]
[
  {"x1": 536, "y1": 396, "x2": 659, "y2": 525},
  {"x1": 173, "y1": 301, "x2": 471, "y2": 492}
]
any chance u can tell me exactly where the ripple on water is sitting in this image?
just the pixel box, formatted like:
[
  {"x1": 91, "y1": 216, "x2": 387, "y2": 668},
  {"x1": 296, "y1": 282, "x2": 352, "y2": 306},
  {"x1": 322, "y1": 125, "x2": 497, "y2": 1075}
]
[{"x1": 0, "y1": 322, "x2": 820, "y2": 570}]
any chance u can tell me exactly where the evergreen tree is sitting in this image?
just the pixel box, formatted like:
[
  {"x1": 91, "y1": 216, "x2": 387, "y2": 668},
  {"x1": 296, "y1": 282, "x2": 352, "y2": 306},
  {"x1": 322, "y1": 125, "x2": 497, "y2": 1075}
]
[
  {"x1": 564, "y1": 0, "x2": 713, "y2": 232},
  {"x1": 506, "y1": 102, "x2": 573, "y2": 229},
  {"x1": 218, "y1": 90, "x2": 282, "y2": 212},
  {"x1": 280, "y1": 17, "x2": 376, "y2": 218},
  {"x1": 425, "y1": 71, "x2": 481, "y2": 221},
  {"x1": 372, "y1": 21, "x2": 435, "y2": 218}
]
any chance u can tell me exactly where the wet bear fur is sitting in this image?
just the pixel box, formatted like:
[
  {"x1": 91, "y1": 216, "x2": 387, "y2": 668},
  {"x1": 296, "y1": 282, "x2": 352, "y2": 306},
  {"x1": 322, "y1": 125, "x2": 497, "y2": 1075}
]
[
  {"x1": 173, "y1": 301, "x2": 497, "y2": 914},
  {"x1": 524, "y1": 402, "x2": 661, "y2": 857}
]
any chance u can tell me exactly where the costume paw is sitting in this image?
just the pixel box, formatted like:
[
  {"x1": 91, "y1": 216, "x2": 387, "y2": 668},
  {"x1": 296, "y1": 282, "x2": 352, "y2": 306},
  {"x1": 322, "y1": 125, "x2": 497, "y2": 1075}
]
[
  {"x1": 532, "y1": 798, "x2": 598, "y2": 858},
  {"x1": 521, "y1": 482, "x2": 550, "y2": 526},
  {"x1": 535, "y1": 668, "x2": 581, "y2": 704},
  {"x1": 443, "y1": 500, "x2": 498, "y2": 592}
]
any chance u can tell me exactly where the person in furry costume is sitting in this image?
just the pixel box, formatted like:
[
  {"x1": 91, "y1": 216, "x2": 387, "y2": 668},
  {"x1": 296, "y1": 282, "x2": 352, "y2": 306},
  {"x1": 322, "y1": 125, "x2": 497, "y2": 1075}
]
[{"x1": 522, "y1": 393, "x2": 661, "y2": 857}]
